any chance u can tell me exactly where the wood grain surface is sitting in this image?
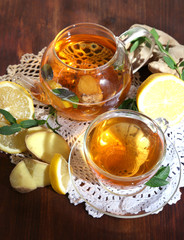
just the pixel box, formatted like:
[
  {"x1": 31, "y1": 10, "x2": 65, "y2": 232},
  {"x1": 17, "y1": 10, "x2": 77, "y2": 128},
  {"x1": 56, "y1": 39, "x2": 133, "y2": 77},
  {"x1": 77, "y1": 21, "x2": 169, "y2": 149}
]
[{"x1": 0, "y1": 1, "x2": 184, "y2": 239}]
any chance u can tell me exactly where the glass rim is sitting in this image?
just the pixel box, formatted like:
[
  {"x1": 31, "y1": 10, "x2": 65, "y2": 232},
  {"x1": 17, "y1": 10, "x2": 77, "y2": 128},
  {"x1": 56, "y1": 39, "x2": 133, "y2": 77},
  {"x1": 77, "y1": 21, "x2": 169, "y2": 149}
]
[
  {"x1": 52, "y1": 22, "x2": 120, "y2": 72},
  {"x1": 50, "y1": 23, "x2": 130, "y2": 106},
  {"x1": 83, "y1": 109, "x2": 167, "y2": 182}
]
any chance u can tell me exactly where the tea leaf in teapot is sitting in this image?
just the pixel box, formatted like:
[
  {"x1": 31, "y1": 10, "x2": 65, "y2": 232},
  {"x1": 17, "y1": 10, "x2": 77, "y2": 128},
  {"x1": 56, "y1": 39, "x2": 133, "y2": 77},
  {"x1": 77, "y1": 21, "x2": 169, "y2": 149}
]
[
  {"x1": 67, "y1": 95, "x2": 79, "y2": 109},
  {"x1": 41, "y1": 64, "x2": 53, "y2": 81},
  {"x1": 52, "y1": 88, "x2": 76, "y2": 99},
  {"x1": 52, "y1": 88, "x2": 79, "y2": 108}
]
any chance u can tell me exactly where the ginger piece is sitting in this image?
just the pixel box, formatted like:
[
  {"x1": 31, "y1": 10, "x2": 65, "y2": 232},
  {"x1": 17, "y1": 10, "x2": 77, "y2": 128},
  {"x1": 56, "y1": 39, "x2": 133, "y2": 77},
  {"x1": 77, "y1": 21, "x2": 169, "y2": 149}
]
[
  {"x1": 148, "y1": 59, "x2": 177, "y2": 75},
  {"x1": 77, "y1": 75, "x2": 103, "y2": 103},
  {"x1": 148, "y1": 45, "x2": 184, "y2": 77},
  {"x1": 10, "y1": 161, "x2": 37, "y2": 193},
  {"x1": 130, "y1": 24, "x2": 180, "y2": 60},
  {"x1": 130, "y1": 24, "x2": 183, "y2": 77},
  {"x1": 131, "y1": 24, "x2": 180, "y2": 47},
  {"x1": 25, "y1": 131, "x2": 70, "y2": 163},
  {"x1": 10, "y1": 158, "x2": 51, "y2": 193},
  {"x1": 24, "y1": 158, "x2": 50, "y2": 187}
]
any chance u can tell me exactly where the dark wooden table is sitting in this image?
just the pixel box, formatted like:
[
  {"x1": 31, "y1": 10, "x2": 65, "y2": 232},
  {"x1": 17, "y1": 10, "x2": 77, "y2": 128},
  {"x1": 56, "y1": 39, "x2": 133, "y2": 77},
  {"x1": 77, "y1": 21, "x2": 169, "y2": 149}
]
[{"x1": 0, "y1": 1, "x2": 184, "y2": 239}]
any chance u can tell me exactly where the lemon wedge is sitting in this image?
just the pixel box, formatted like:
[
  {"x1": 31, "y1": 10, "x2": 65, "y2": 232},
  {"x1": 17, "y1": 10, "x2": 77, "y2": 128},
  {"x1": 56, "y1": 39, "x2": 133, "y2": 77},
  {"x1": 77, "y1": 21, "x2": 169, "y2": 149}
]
[
  {"x1": 0, "y1": 122, "x2": 27, "y2": 153},
  {"x1": 0, "y1": 81, "x2": 34, "y2": 123},
  {"x1": 49, "y1": 153, "x2": 70, "y2": 194},
  {"x1": 136, "y1": 73, "x2": 184, "y2": 125}
]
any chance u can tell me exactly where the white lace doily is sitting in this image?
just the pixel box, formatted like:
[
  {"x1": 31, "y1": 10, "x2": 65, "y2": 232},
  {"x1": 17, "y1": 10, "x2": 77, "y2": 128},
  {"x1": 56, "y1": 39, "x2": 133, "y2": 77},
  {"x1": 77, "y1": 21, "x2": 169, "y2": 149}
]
[{"x1": 0, "y1": 49, "x2": 184, "y2": 218}]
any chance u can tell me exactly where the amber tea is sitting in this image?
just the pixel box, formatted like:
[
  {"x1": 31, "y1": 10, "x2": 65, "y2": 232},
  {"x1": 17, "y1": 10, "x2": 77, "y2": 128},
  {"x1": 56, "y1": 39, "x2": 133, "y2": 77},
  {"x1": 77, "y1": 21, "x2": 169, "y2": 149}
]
[
  {"x1": 28, "y1": 23, "x2": 155, "y2": 120},
  {"x1": 37, "y1": 32, "x2": 131, "y2": 120},
  {"x1": 84, "y1": 110, "x2": 166, "y2": 190},
  {"x1": 55, "y1": 34, "x2": 116, "y2": 69}
]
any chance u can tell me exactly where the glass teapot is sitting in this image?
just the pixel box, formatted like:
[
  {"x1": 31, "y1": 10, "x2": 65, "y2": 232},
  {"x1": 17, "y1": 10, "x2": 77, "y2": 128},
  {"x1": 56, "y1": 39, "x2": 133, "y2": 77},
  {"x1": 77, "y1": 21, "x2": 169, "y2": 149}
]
[{"x1": 27, "y1": 23, "x2": 155, "y2": 121}]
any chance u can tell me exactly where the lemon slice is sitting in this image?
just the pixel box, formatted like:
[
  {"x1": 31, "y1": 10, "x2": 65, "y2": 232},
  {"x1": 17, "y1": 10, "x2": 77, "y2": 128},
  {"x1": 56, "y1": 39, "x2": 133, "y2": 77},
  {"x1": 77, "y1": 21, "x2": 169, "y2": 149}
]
[
  {"x1": 0, "y1": 81, "x2": 34, "y2": 123},
  {"x1": 0, "y1": 122, "x2": 27, "y2": 154},
  {"x1": 0, "y1": 81, "x2": 34, "y2": 153},
  {"x1": 136, "y1": 73, "x2": 184, "y2": 125},
  {"x1": 49, "y1": 153, "x2": 70, "y2": 194}
]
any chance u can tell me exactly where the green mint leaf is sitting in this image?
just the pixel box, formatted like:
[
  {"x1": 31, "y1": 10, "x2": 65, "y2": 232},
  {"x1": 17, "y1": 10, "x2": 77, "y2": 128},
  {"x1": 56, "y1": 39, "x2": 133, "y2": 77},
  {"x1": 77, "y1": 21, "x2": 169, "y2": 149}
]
[
  {"x1": 130, "y1": 40, "x2": 140, "y2": 53},
  {"x1": 165, "y1": 41, "x2": 170, "y2": 52},
  {"x1": 155, "y1": 39, "x2": 165, "y2": 53},
  {"x1": 52, "y1": 88, "x2": 79, "y2": 108},
  {"x1": 118, "y1": 98, "x2": 138, "y2": 111},
  {"x1": 19, "y1": 119, "x2": 40, "y2": 128},
  {"x1": 145, "y1": 177, "x2": 169, "y2": 187},
  {"x1": 130, "y1": 37, "x2": 147, "y2": 53},
  {"x1": 68, "y1": 95, "x2": 79, "y2": 109},
  {"x1": 181, "y1": 69, "x2": 184, "y2": 80},
  {"x1": 150, "y1": 29, "x2": 166, "y2": 53},
  {"x1": 52, "y1": 88, "x2": 77, "y2": 99},
  {"x1": 20, "y1": 119, "x2": 46, "y2": 128},
  {"x1": 145, "y1": 166, "x2": 170, "y2": 187},
  {"x1": 179, "y1": 61, "x2": 184, "y2": 67},
  {"x1": 41, "y1": 64, "x2": 53, "y2": 81},
  {"x1": 0, "y1": 123, "x2": 21, "y2": 135},
  {"x1": 163, "y1": 56, "x2": 176, "y2": 69},
  {"x1": 150, "y1": 28, "x2": 159, "y2": 40},
  {"x1": 35, "y1": 119, "x2": 47, "y2": 125},
  {"x1": 0, "y1": 109, "x2": 17, "y2": 124},
  {"x1": 48, "y1": 105, "x2": 57, "y2": 115},
  {"x1": 154, "y1": 166, "x2": 170, "y2": 179}
]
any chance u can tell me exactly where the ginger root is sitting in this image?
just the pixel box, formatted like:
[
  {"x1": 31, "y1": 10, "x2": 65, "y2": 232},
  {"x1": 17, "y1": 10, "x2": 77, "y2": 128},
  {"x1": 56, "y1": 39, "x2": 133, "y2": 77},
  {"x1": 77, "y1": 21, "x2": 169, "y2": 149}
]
[
  {"x1": 130, "y1": 24, "x2": 183, "y2": 77},
  {"x1": 77, "y1": 75, "x2": 103, "y2": 103}
]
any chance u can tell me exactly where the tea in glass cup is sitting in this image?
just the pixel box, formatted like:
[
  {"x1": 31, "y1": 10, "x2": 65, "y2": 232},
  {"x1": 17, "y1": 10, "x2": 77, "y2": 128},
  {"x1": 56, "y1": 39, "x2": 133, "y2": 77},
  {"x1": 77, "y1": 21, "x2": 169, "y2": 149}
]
[
  {"x1": 27, "y1": 23, "x2": 154, "y2": 121},
  {"x1": 83, "y1": 110, "x2": 166, "y2": 196}
]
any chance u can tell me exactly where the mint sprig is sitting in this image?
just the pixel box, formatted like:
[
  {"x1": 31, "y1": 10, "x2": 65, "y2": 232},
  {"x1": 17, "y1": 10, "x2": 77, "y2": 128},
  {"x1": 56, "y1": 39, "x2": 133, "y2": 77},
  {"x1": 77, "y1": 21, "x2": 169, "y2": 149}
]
[
  {"x1": 150, "y1": 28, "x2": 184, "y2": 80},
  {"x1": 52, "y1": 88, "x2": 79, "y2": 109},
  {"x1": 0, "y1": 106, "x2": 62, "y2": 135},
  {"x1": 130, "y1": 28, "x2": 184, "y2": 80}
]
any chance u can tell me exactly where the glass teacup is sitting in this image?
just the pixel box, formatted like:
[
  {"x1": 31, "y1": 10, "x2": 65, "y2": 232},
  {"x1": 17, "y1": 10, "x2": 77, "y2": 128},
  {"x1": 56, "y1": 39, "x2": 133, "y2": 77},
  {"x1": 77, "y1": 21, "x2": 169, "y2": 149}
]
[
  {"x1": 26, "y1": 23, "x2": 155, "y2": 121},
  {"x1": 83, "y1": 109, "x2": 166, "y2": 196}
]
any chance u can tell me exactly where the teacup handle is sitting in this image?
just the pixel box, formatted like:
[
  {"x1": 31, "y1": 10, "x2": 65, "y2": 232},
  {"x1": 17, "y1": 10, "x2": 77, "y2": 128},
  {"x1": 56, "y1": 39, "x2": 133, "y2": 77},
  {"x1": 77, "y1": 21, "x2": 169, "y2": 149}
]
[
  {"x1": 154, "y1": 117, "x2": 169, "y2": 134},
  {"x1": 119, "y1": 27, "x2": 155, "y2": 74}
]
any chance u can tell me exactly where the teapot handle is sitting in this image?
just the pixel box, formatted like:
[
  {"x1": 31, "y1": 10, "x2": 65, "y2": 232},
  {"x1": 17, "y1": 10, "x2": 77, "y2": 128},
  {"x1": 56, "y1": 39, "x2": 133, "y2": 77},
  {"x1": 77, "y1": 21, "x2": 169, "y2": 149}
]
[{"x1": 119, "y1": 27, "x2": 155, "y2": 74}]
